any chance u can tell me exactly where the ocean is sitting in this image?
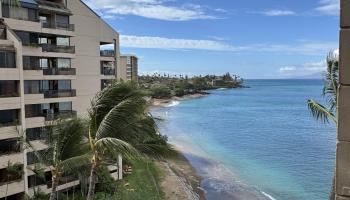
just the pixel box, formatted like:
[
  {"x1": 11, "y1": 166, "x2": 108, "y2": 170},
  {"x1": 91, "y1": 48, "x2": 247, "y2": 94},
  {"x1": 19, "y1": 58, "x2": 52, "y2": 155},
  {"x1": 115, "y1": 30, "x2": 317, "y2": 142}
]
[{"x1": 150, "y1": 79, "x2": 336, "y2": 200}]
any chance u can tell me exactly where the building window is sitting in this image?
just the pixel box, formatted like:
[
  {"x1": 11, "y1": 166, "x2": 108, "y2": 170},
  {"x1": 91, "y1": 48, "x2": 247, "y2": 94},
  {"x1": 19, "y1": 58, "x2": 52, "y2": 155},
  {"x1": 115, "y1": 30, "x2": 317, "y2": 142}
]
[
  {"x1": 23, "y1": 56, "x2": 40, "y2": 70},
  {"x1": 0, "y1": 80, "x2": 18, "y2": 97},
  {"x1": 24, "y1": 81, "x2": 40, "y2": 94},
  {"x1": 101, "y1": 80, "x2": 111, "y2": 90},
  {"x1": 26, "y1": 127, "x2": 45, "y2": 141},
  {"x1": 57, "y1": 58, "x2": 71, "y2": 68},
  {"x1": 0, "y1": 109, "x2": 19, "y2": 125},
  {"x1": 15, "y1": 31, "x2": 39, "y2": 45},
  {"x1": 59, "y1": 102, "x2": 72, "y2": 111},
  {"x1": 40, "y1": 58, "x2": 48, "y2": 69},
  {"x1": 56, "y1": 37, "x2": 69, "y2": 46},
  {"x1": 0, "y1": 51, "x2": 16, "y2": 68},
  {"x1": 58, "y1": 80, "x2": 71, "y2": 90},
  {"x1": 56, "y1": 14, "x2": 69, "y2": 25},
  {"x1": 2, "y1": 5, "x2": 38, "y2": 22}
]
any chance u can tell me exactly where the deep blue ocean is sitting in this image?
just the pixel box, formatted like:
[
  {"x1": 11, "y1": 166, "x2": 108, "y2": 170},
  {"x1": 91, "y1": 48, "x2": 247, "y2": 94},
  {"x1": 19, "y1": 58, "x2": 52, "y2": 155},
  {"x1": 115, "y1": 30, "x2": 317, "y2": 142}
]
[{"x1": 151, "y1": 79, "x2": 336, "y2": 200}]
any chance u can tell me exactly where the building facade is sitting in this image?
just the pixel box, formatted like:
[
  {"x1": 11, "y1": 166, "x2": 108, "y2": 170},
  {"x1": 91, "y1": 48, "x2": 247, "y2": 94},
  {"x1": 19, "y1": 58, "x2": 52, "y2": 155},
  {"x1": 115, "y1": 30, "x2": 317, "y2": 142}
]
[
  {"x1": 119, "y1": 54, "x2": 138, "y2": 82},
  {"x1": 0, "y1": 0, "x2": 122, "y2": 199},
  {"x1": 336, "y1": 1, "x2": 350, "y2": 200}
]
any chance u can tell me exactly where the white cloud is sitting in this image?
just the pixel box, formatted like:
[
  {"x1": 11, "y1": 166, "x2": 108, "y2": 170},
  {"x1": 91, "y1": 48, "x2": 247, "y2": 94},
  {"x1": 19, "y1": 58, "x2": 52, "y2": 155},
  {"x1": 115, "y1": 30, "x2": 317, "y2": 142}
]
[
  {"x1": 83, "y1": 0, "x2": 222, "y2": 21},
  {"x1": 279, "y1": 60, "x2": 327, "y2": 77},
  {"x1": 261, "y1": 9, "x2": 296, "y2": 16},
  {"x1": 315, "y1": 0, "x2": 339, "y2": 15},
  {"x1": 120, "y1": 35, "x2": 236, "y2": 51},
  {"x1": 120, "y1": 35, "x2": 338, "y2": 55}
]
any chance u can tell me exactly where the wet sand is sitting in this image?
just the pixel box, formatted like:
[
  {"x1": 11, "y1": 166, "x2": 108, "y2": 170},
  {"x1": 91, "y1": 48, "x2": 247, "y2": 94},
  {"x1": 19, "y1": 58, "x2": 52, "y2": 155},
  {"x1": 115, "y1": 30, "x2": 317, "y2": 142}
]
[{"x1": 156, "y1": 153, "x2": 205, "y2": 200}]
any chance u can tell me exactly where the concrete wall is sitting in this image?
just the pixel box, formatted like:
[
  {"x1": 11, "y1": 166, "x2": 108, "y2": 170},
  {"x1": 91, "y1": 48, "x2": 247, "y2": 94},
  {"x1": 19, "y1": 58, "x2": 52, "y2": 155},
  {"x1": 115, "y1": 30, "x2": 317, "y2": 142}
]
[
  {"x1": 336, "y1": 1, "x2": 350, "y2": 199},
  {"x1": 119, "y1": 56, "x2": 128, "y2": 81},
  {"x1": 67, "y1": 0, "x2": 120, "y2": 117}
]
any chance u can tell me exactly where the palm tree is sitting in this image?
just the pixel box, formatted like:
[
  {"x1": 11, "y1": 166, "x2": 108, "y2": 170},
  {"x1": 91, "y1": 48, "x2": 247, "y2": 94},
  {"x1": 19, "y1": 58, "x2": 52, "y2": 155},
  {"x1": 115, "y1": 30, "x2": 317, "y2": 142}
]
[
  {"x1": 32, "y1": 118, "x2": 90, "y2": 200},
  {"x1": 86, "y1": 81, "x2": 175, "y2": 200},
  {"x1": 307, "y1": 52, "x2": 338, "y2": 200}
]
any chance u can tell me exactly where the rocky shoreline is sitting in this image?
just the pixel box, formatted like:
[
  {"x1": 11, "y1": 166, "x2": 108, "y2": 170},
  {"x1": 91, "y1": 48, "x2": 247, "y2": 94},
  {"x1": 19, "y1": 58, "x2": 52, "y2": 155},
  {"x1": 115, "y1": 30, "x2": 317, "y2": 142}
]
[{"x1": 151, "y1": 93, "x2": 207, "y2": 107}]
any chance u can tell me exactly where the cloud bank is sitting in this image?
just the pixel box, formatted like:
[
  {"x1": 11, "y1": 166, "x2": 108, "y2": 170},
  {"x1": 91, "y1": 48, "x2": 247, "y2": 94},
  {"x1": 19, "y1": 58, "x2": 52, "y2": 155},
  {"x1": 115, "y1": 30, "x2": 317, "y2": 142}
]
[
  {"x1": 83, "y1": 0, "x2": 222, "y2": 21},
  {"x1": 120, "y1": 35, "x2": 338, "y2": 55}
]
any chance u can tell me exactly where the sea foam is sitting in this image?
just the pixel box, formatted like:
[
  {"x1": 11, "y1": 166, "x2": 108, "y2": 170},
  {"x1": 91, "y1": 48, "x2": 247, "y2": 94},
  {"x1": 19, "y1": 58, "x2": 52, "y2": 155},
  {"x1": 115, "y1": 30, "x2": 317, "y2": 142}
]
[{"x1": 165, "y1": 100, "x2": 180, "y2": 107}]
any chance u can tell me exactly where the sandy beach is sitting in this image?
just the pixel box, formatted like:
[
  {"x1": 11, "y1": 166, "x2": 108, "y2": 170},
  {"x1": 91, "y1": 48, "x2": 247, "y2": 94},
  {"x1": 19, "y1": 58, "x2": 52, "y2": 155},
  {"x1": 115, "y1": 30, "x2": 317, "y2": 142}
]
[{"x1": 156, "y1": 154, "x2": 205, "y2": 200}]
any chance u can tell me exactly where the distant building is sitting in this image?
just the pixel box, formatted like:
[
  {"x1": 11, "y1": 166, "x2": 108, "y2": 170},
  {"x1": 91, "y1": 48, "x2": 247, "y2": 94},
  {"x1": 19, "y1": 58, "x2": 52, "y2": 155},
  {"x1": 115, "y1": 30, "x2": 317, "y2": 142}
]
[{"x1": 119, "y1": 54, "x2": 138, "y2": 81}]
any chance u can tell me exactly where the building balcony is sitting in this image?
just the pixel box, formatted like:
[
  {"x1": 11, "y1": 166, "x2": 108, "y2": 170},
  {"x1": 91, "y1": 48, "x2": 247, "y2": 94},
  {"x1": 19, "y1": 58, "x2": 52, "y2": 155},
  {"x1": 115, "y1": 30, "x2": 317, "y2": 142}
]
[
  {"x1": 41, "y1": 89, "x2": 76, "y2": 98},
  {"x1": 42, "y1": 22, "x2": 75, "y2": 32},
  {"x1": 0, "y1": 126, "x2": 20, "y2": 140},
  {"x1": 45, "y1": 110, "x2": 77, "y2": 121},
  {"x1": 101, "y1": 67, "x2": 115, "y2": 76},
  {"x1": 43, "y1": 68, "x2": 76, "y2": 76},
  {"x1": 36, "y1": 0, "x2": 72, "y2": 15},
  {"x1": 26, "y1": 110, "x2": 77, "y2": 122},
  {"x1": 0, "y1": 179, "x2": 24, "y2": 198},
  {"x1": 0, "y1": 152, "x2": 23, "y2": 169},
  {"x1": 100, "y1": 50, "x2": 115, "y2": 57},
  {"x1": 42, "y1": 44, "x2": 75, "y2": 54}
]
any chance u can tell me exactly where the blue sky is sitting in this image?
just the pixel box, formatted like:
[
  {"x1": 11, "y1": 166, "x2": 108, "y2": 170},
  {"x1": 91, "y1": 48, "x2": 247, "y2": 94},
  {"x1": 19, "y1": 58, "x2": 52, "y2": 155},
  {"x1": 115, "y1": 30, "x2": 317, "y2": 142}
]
[{"x1": 84, "y1": 0, "x2": 339, "y2": 79}]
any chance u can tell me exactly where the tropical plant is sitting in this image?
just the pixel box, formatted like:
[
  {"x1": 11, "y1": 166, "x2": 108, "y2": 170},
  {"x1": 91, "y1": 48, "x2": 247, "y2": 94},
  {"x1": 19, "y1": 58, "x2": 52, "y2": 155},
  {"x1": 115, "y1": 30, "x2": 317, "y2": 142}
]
[
  {"x1": 307, "y1": 52, "x2": 338, "y2": 200},
  {"x1": 26, "y1": 163, "x2": 46, "y2": 197},
  {"x1": 4, "y1": 162, "x2": 23, "y2": 200},
  {"x1": 32, "y1": 118, "x2": 90, "y2": 200},
  {"x1": 86, "y1": 81, "x2": 175, "y2": 200}
]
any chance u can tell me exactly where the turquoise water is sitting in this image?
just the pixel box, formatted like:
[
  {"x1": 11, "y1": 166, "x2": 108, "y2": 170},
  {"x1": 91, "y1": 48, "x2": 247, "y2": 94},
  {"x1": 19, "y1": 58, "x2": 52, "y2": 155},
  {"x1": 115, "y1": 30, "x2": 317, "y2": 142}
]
[{"x1": 151, "y1": 79, "x2": 336, "y2": 200}]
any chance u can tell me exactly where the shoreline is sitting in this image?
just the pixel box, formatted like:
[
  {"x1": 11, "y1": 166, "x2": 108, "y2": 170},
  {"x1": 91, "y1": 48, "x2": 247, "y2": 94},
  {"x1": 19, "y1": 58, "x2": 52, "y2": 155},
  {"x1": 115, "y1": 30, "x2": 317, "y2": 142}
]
[
  {"x1": 151, "y1": 93, "x2": 207, "y2": 107},
  {"x1": 156, "y1": 152, "x2": 206, "y2": 200}
]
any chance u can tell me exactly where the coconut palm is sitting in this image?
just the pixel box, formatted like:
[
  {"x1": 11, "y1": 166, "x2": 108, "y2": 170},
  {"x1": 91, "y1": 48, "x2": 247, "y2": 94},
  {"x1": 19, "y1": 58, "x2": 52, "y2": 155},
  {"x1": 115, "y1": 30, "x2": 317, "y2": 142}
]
[
  {"x1": 86, "y1": 81, "x2": 175, "y2": 200},
  {"x1": 307, "y1": 52, "x2": 338, "y2": 200},
  {"x1": 32, "y1": 118, "x2": 90, "y2": 200}
]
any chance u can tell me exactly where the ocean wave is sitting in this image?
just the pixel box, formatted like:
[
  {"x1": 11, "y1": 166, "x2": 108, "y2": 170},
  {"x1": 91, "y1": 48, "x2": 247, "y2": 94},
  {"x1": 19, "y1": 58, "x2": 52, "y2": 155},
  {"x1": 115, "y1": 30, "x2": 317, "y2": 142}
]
[
  {"x1": 216, "y1": 88, "x2": 228, "y2": 90},
  {"x1": 164, "y1": 100, "x2": 180, "y2": 107},
  {"x1": 261, "y1": 191, "x2": 277, "y2": 200}
]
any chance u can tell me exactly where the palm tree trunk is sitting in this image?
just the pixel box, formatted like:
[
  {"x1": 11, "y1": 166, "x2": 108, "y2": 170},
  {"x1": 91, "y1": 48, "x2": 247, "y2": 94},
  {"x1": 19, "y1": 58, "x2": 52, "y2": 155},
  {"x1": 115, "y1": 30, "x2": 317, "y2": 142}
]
[
  {"x1": 49, "y1": 176, "x2": 59, "y2": 200},
  {"x1": 329, "y1": 174, "x2": 335, "y2": 200},
  {"x1": 87, "y1": 164, "x2": 98, "y2": 200}
]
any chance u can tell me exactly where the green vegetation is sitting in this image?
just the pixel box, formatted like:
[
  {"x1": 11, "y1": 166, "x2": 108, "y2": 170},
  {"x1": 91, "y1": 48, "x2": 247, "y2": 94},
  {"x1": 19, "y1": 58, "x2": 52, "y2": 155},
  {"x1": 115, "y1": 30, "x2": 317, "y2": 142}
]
[
  {"x1": 25, "y1": 81, "x2": 175, "y2": 200},
  {"x1": 307, "y1": 52, "x2": 338, "y2": 200},
  {"x1": 139, "y1": 72, "x2": 244, "y2": 99},
  {"x1": 93, "y1": 159, "x2": 164, "y2": 200}
]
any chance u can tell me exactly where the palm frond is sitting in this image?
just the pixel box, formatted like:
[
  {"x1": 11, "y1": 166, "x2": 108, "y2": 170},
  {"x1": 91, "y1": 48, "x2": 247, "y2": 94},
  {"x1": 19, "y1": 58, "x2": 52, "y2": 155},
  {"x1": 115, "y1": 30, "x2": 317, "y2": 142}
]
[
  {"x1": 89, "y1": 82, "x2": 145, "y2": 133},
  {"x1": 94, "y1": 97, "x2": 147, "y2": 140},
  {"x1": 95, "y1": 137, "x2": 140, "y2": 160},
  {"x1": 135, "y1": 142, "x2": 178, "y2": 159},
  {"x1": 307, "y1": 99, "x2": 337, "y2": 124},
  {"x1": 59, "y1": 154, "x2": 91, "y2": 175}
]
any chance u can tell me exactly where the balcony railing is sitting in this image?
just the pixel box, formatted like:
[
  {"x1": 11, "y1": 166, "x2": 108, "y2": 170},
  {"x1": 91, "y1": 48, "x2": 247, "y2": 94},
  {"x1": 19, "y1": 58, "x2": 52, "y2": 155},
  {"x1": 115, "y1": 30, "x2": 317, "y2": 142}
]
[
  {"x1": 43, "y1": 68, "x2": 76, "y2": 76},
  {"x1": 36, "y1": 0, "x2": 67, "y2": 10},
  {"x1": 42, "y1": 44, "x2": 75, "y2": 54},
  {"x1": 100, "y1": 50, "x2": 115, "y2": 57},
  {"x1": 45, "y1": 111, "x2": 77, "y2": 121},
  {"x1": 41, "y1": 90, "x2": 76, "y2": 98},
  {"x1": 24, "y1": 65, "x2": 41, "y2": 70},
  {"x1": 101, "y1": 67, "x2": 115, "y2": 76},
  {"x1": 0, "y1": 92, "x2": 19, "y2": 98},
  {"x1": 42, "y1": 22, "x2": 75, "y2": 31}
]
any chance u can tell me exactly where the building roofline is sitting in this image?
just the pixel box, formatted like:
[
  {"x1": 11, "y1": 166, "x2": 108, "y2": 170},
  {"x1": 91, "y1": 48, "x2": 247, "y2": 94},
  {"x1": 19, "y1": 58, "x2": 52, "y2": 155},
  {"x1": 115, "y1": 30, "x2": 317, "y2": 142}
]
[
  {"x1": 121, "y1": 54, "x2": 138, "y2": 58},
  {"x1": 79, "y1": 0, "x2": 119, "y2": 36}
]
